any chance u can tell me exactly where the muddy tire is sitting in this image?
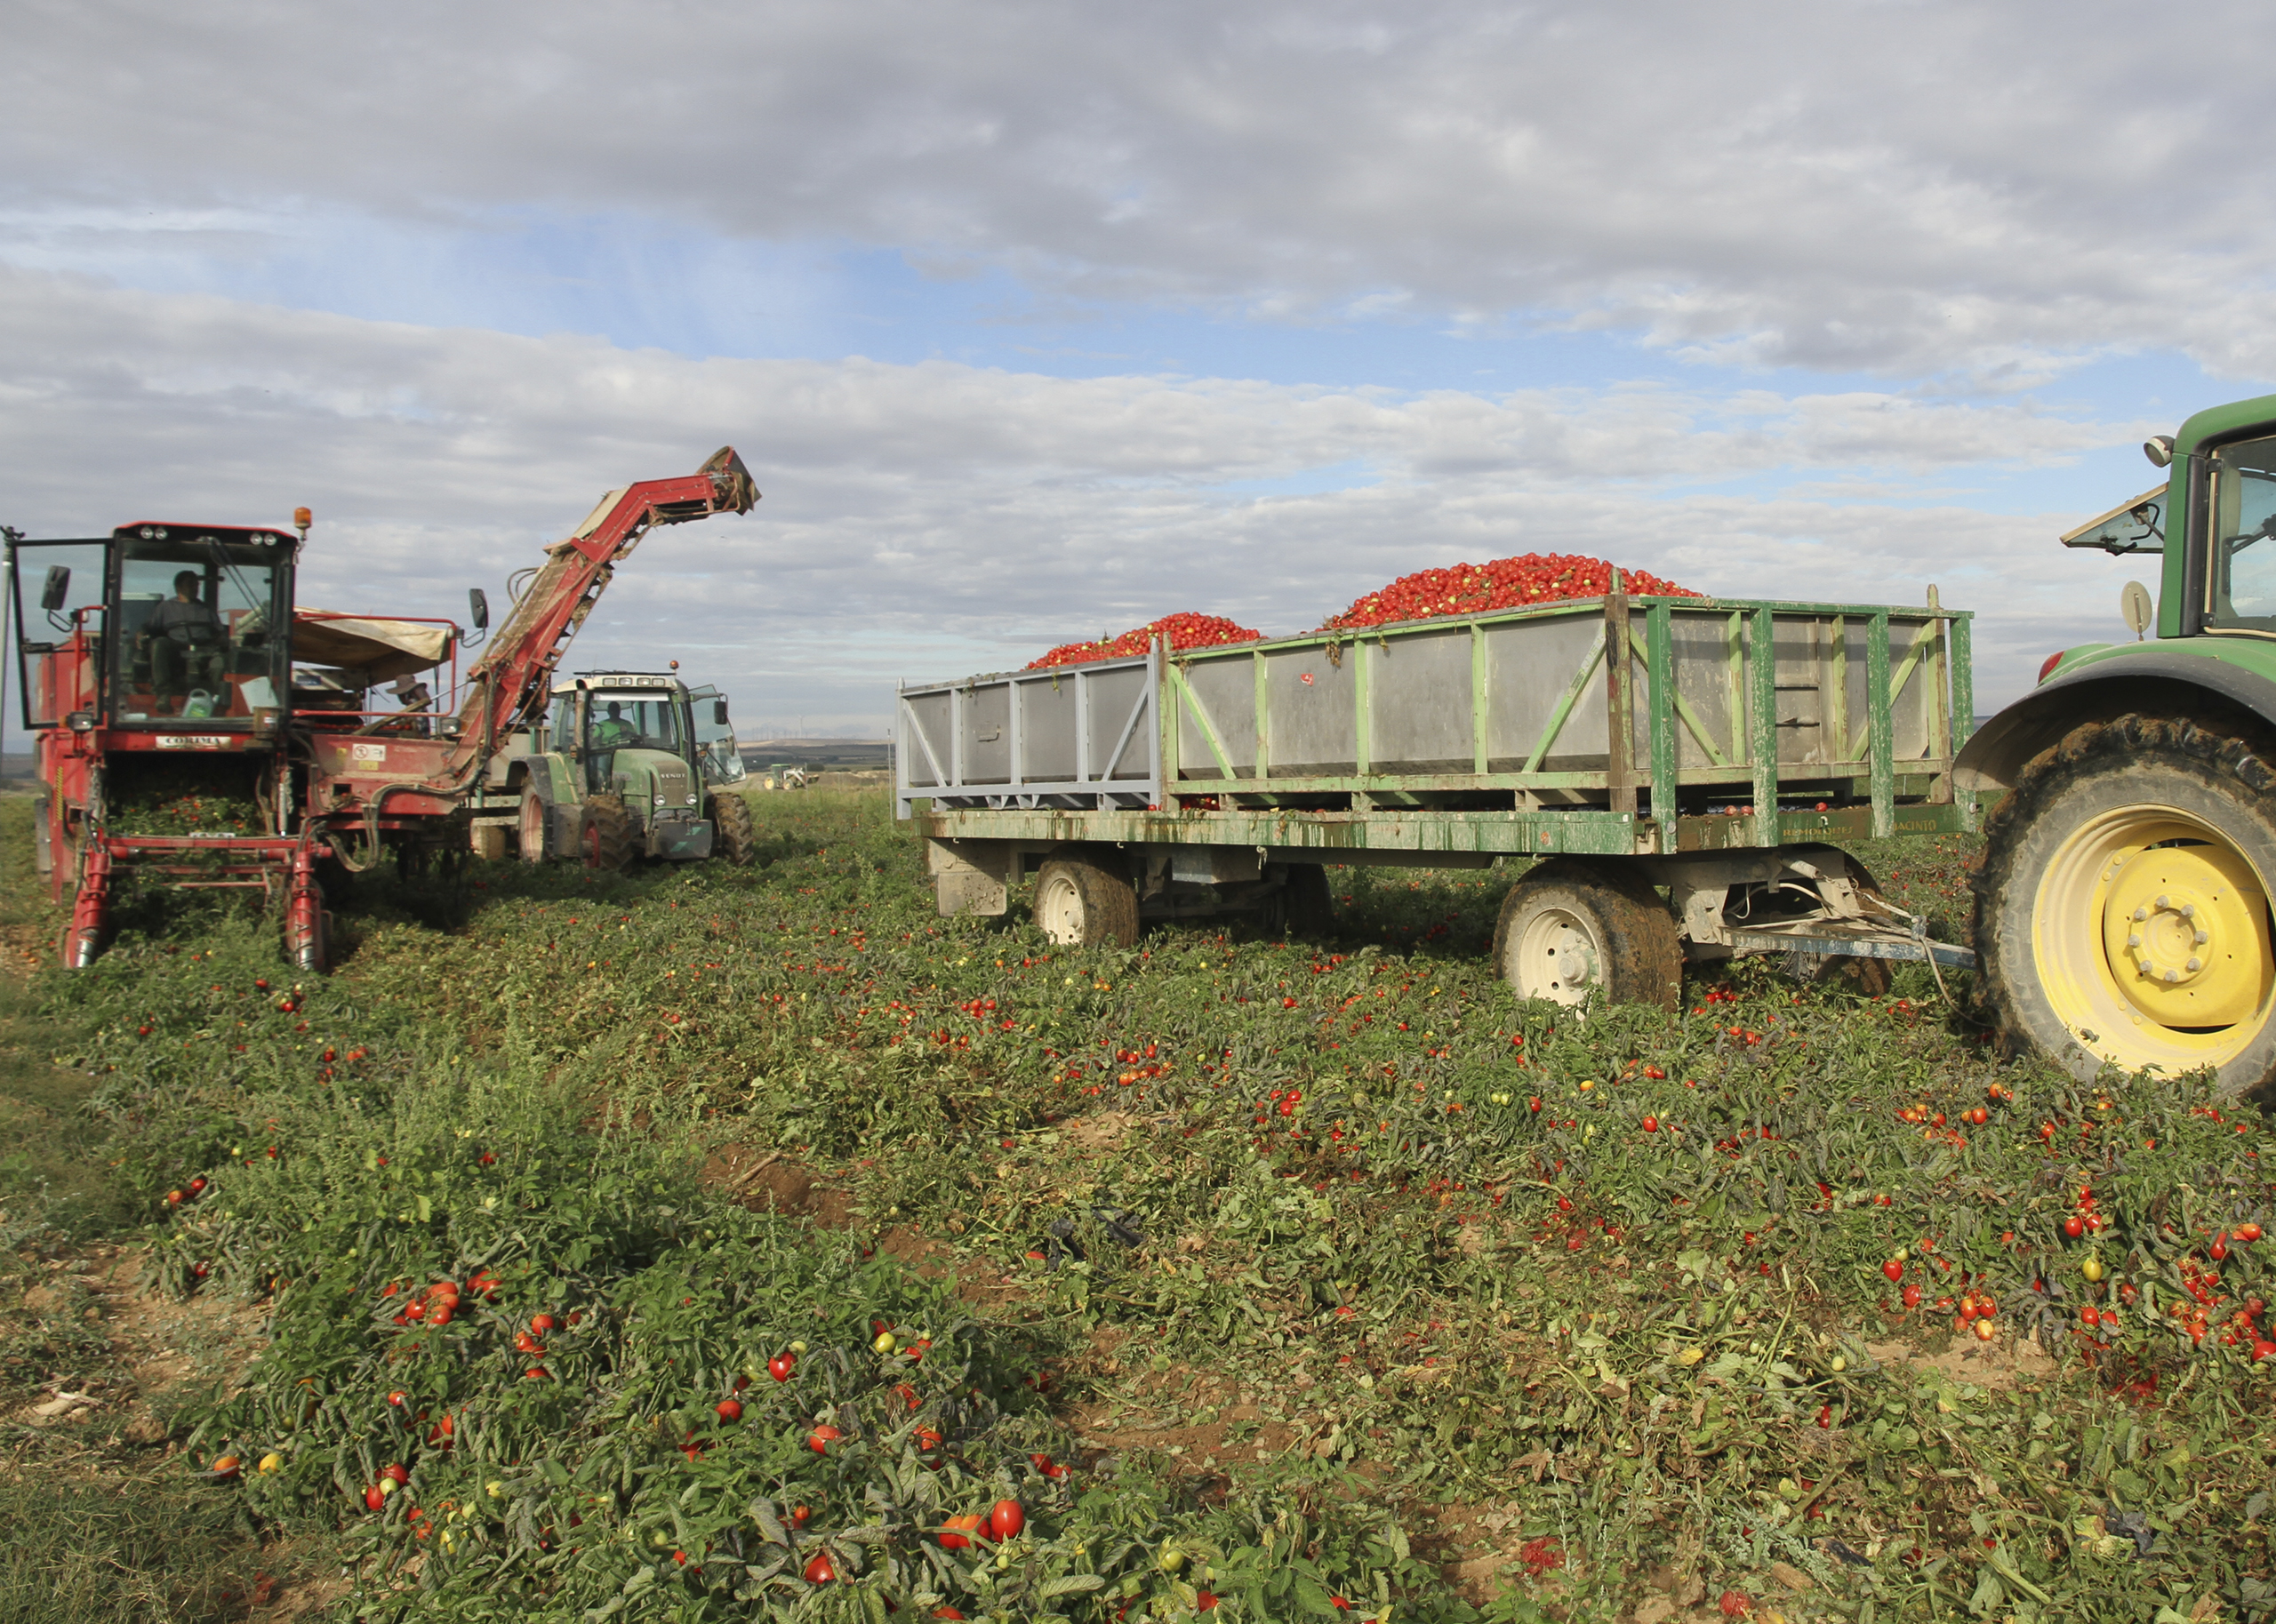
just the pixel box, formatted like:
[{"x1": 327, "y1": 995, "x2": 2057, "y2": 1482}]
[
  {"x1": 582, "y1": 795, "x2": 635, "y2": 873},
  {"x1": 517, "y1": 791, "x2": 550, "y2": 863},
  {"x1": 711, "y1": 791, "x2": 757, "y2": 866},
  {"x1": 1033, "y1": 852, "x2": 1140, "y2": 948},
  {"x1": 1492, "y1": 858, "x2": 1682, "y2": 1012},
  {"x1": 1973, "y1": 714, "x2": 2276, "y2": 1100},
  {"x1": 1277, "y1": 864, "x2": 1335, "y2": 938}
]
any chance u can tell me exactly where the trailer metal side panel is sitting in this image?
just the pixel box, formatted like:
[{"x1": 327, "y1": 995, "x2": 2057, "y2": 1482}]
[{"x1": 897, "y1": 590, "x2": 1974, "y2": 847}]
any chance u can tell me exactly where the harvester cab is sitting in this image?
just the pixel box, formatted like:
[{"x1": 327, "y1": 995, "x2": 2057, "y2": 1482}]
[{"x1": 501, "y1": 671, "x2": 754, "y2": 869}]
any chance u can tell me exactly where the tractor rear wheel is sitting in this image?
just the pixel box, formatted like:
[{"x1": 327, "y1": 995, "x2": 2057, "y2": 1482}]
[
  {"x1": 711, "y1": 792, "x2": 756, "y2": 866},
  {"x1": 1033, "y1": 853, "x2": 1140, "y2": 948},
  {"x1": 1492, "y1": 858, "x2": 1682, "y2": 1012},
  {"x1": 1974, "y1": 714, "x2": 2276, "y2": 1099},
  {"x1": 582, "y1": 795, "x2": 634, "y2": 872}
]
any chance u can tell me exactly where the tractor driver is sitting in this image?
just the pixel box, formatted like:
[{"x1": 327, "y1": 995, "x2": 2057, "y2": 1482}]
[
  {"x1": 591, "y1": 700, "x2": 637, "y2": 748},
  {"x1": 140, "y1": 571, "x2": 225, "y2": 715}
]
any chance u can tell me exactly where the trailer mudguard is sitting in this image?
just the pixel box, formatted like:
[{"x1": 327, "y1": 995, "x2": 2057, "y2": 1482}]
[{"x1": 1955, "y1": 648, "x2": 2276, "y2": 793}]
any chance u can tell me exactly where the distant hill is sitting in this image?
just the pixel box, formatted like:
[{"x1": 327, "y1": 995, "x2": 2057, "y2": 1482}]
[{"x1": 741, "y1": 738, "x2": 892, "y2": 772}]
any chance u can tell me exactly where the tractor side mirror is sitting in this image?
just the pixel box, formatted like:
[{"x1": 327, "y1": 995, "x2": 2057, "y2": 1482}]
[
  {"x1": 40, "y1": 565, "x2": 69, "y2": 613},
  {"x1": 468, "y1": 588, "x2": 490, "y2": 631},
  {"x1": 713, "y1": 699, "x2": 729, "y2": 725}
]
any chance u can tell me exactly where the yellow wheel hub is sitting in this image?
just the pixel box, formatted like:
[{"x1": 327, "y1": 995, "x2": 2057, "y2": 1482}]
[{"x1": 2037, "y1": 808, "x2": 2275, "y2": 1070}]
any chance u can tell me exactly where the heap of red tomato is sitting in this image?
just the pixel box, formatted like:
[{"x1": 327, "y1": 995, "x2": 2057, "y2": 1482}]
[
  {"x1": 1027, "y1": 612, "x2": 1262, "y2": 669},
  {"x1": 1319, "y1": 553, "x2": 1699, "y2": 630}
]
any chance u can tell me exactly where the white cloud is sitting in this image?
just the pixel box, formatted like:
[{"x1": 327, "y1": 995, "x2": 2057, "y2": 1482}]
[
  {"x1": 8, "y1": 1, "x2": 2276, "y2": 378},
  {"x1": 0, "y1": 269, "x2": 2153, "y2": 727}
]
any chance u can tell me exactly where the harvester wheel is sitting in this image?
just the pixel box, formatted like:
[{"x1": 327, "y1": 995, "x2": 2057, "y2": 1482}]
[
  {"x1": 1492, "y1": 858, "x2": 1682, "y2": 1013},
  {"x1": 711, "y1": 792, "x2": 756, "y2": 866},
  {"x1": 582, "y1": 796, "x2": 635, "y2": 873},
  {"x1": 1974, "y1": 713, "x2": 2276, "y2": 1100},
  {"x1": 1033, "y1": 852, "x2": 1140, "y2": 948}
]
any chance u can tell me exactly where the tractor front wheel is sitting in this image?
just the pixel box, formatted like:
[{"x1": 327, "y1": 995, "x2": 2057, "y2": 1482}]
[
  {"x1": 1491, "y1": 858, "x2": 1682, "y2": 1012},
  {"x1": 1974, "y1": 714, "x2": 2276, "y2": 1099},
  {"x1": 711, "y1": 792, "x2": 756, "y2": 866},
  {"x1": 517, "y1": 791, "x2": 550, "y2": 863},
  {"x1": 582, "y1": 795, "x2": 634, "y2": 873}
]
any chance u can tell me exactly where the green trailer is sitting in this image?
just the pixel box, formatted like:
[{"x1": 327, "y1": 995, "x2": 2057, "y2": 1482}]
[{"x1": 897, "y1": 582, "x2": 1975, "y2": 1008}]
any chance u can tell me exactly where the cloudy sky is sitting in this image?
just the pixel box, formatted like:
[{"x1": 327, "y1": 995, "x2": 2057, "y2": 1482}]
[{"x1": 5, "y1": 1, "x2": 2271, "y2": 735}]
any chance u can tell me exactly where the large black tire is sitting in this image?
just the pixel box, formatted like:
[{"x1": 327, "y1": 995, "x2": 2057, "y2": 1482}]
[
  {"x1": 1278, "y1": 864, "x2": 1335, "y2": 939},
  {"x1": 1033, "y1": 852, "x2": 1140, "y2": 948},
  {"x1": 1973, "y1": 714, "x2": 2276, "y2": 1100},
  {"x1": 1491, "y1": 858, "x2": 1682, "y2": 1012},
  {"x1": 581, "y1": 795, "x2": 635, "y2": 873},
  {"x1": 710, "y1": 792, "x2": 756, "y2": 866}
]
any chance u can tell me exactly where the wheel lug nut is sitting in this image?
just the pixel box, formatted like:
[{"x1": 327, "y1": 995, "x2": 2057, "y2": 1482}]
[
  {"x1": 2182, "y1": 902, "x2": 2196, "y2": 917},
  {"x1": 2157, "y1": 894, "x2": 2170, "y2": 908},
  {"x1": 2187, "y1": 956, "x2": 2202, "y2": 972},
  {"x1": 2164, "y1": 969, "x2": 2181, "y2": 983},
  {"x1": 2195, "y1": 929, "x2": 2210, "y2": 944},
  {"x1": 2128, "y1": 932, "x2": 2143, "y2": 948},
  {"x1": 2133, "y1": 906, "x2": 2150, "y2": 922}
]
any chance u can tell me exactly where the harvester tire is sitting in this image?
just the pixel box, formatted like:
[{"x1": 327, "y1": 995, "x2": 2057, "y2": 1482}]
[
  {"x1": 1033, "y1": 853, "x2": 1140, "y2": 948},
  {"x1": 1492, "y1": 858, "x2": 1682, "y2": 1013},
  {"x1": 517, "y1": 791, "x2": 549, "y2": 864},
  {"x1": 1973, "y1": 713, "x2": 2276, "y2": 1100},
  {"x1": 711, "y1": 792, "x2": 757, "y2": 866},
  {"x1": 582, "y1": 796, "x2": 635, "y2": 873}
]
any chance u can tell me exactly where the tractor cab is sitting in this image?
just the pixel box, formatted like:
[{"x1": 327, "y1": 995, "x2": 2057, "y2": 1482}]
[{"x1": 544, "y1": 672, "x2": 747, "y2": 862}]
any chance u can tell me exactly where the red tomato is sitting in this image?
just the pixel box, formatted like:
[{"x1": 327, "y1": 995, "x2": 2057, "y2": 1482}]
[
  {"x1": 381, "y1": 1462, "x2": 409, "y2": 1486},
  {"x1": 791, "y1": 1505, "x2": 811, "y2": 1526},
  {"x1": 2064, "y1": 1215, "x2": 2085, "y2": 1239},
  {"x1": 515, "y1": 1332, "x2": 545, "y2": 1355},
  {"x1": 428, "y1": 1304, "x2": 453, "y2": 1327},
  {"x1": 531, "y1": 1313, "x2": 557, "y2": 1333},
  {"x1": 365, "y1": 1484, "x2": 386, "y2": 1511},
  {"x1": 938, "y1": 1513, "x2": 984, "y2": 1550},
  {"x1": 2238, "y1": 1223, "x2": 2264, "y2": 1243},
  {"x1": 768, "y1": 1352, "x2": 797, "y2": 1382},
  {"x1": 802, "y1": 1551, "x2": 837, "y2": 1583},
  {"x1": 934, "y1": 1611, "x2": 968, "y2": 1620},
  {"x1": 716, "y1": 1399, "x2": 742, "y2": 1423},
  {"x1": 1641, "y1": 1116, "x2": 1659, "y2": 1133},
  {"x1": 990, "y1": 1500, "x2": 1025, "y2": 1540},
  {"x1": 807, "y1": 1425, "x2": 842, "y2": 1455},
  {"x1": 1882, "y1": 1259, "x2": 1904, "y2": 1283}
]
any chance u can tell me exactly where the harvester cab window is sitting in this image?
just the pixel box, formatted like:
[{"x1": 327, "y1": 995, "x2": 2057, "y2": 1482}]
[
  {"x1": 2206, "y1": 433, "x2": 2276, "y2": 630},
  {"x1": 688, "y1": 684, "x2": 746, "y2": 784},
  {"x1": 5, "y1": 539, "x2": 107, "y2": 727},
  {"x1": 111, "y1": 539, "x2": 287, "y2": 723}
]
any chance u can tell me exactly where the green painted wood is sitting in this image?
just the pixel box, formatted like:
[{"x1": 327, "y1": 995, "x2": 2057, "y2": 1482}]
[
  {"x1": 1522, "y1": 626, "x2": 1606, "y2": 773},
  {"x1": 1867, "y1": 612, "x2": 1895, "y2": 838},
  {"x1": 1606, "y1": 588, "x2": 1636, "y2": 815},
  {"x1": 1749, "y1": 605, "x2": 1778, "y2": 845},
  {"x1": 1724, "y1": 610, "x2": 1746, "y2": 764},
  {"x1": 1646, "y1": 602, "x2": 1679, "y2": 851},
  {"x1": 1951, "y1": 613, "x2": 1977, "y2": 832},
  {"x1": 1827, "y1": 616, "x2": 1849, "y2": 767},
  {"x1": 1471, "y1": 621, "x2": 1488, "y2": 775},
  {"x1": 1355, "y1": 636, "x2": 1372, "y2": 777}
]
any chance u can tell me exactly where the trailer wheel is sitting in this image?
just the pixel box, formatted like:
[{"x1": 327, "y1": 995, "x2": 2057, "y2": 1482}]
[
  {"x1": 1492, "y1": 859, "x2": 1681, "y2": 1012},
  {"x1": 582, "y1": 795, "x2": 635, "y2": 872},
  {"x1": 1974, "y1": 714, "x2": 2276, "y2": 1099},
  {"x1": 1279, "y1": 864, "x2": 1336, "y2": 938},
  {"x1": 1034, "y1": 854, "x2": 1140, "y2": 948},
  {"x1": 517, "y1": 792, "x2": 550, "y2": 863},
  {"x1": 711, "y1": 792, "x2": 757, "y2": 866}
]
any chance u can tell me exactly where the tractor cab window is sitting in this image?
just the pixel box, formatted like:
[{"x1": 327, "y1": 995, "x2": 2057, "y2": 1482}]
[
  {"x1": 111, "y1": 539, "x2": 288, "y2": 724},
  {"x1": 586, "y1": 694, "x2": 683, "y2": 754},
  {"x1": 687, "y1": 685, "x2": 746, "y2": 784},
  {"x1": 2205, "y1": 434, "x2": 2276, "y2": 630},
  {"x1": 6, "y1": 539, "x2": 108, "y2": 727}
]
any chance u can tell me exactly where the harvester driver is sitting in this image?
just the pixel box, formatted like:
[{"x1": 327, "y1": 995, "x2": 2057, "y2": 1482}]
[{"x1": 141, "y1": 571, "x2": 225, "y2": 715}]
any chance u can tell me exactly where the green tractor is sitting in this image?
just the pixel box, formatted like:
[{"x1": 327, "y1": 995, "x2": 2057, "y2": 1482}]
[
  {"x1": 1960, "y1": 392, "x2": 2276, "y2": 1100},
  {"x1": 490, "y1": 671, "x2": 756, "y2": 870}
]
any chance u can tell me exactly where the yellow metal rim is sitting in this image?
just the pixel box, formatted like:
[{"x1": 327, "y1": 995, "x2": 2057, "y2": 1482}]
[{"x1": 2033, "y1": 805, "x2": 2276, "y2": 1072}]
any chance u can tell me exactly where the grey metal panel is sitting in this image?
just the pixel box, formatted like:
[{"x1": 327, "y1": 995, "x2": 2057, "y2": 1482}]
[
  {"x1": 1893, "y1": 617, "x2": 1935, "y2": 762},
  {"x1": 902, "y1": 690, "x2": 951, "y2": 787},
  {"x1": 1020, "y1": 677, "x2": 1078, "y2": 783},
  {"x1": 1770, "y1": 615, "x2": 1830, "y2": 768},
  {"x1": 1668, "y1": 612, "x2": 1737, "y2": 771},
  {"x1": 1367, "y1": 625, "x2": 1473, "y2": 774},
  {"x1": 1483, "y1": 614, "x2": 1608, "y2": 772},
  {"x1": 960, "y1": 682, "x2": 1012, "y2": 783},
  {"x1": 1262, "y1": 644, "x2": 1357, "y2": 777},
  {"x1": 1090, "y1": 665, "x2": 1154, "y2": 780},
  {"x1": 1178, "y1": 657, "x2": 1258, "y2": 779}
]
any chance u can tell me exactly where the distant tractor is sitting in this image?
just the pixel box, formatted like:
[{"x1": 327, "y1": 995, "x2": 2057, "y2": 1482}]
[
  {"x1": 481, "y1": 671, "x2": 755, "y2": 869},
  {"x1": 1959, "y1": 392, "x2": 2276, "y2": 1100}
]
